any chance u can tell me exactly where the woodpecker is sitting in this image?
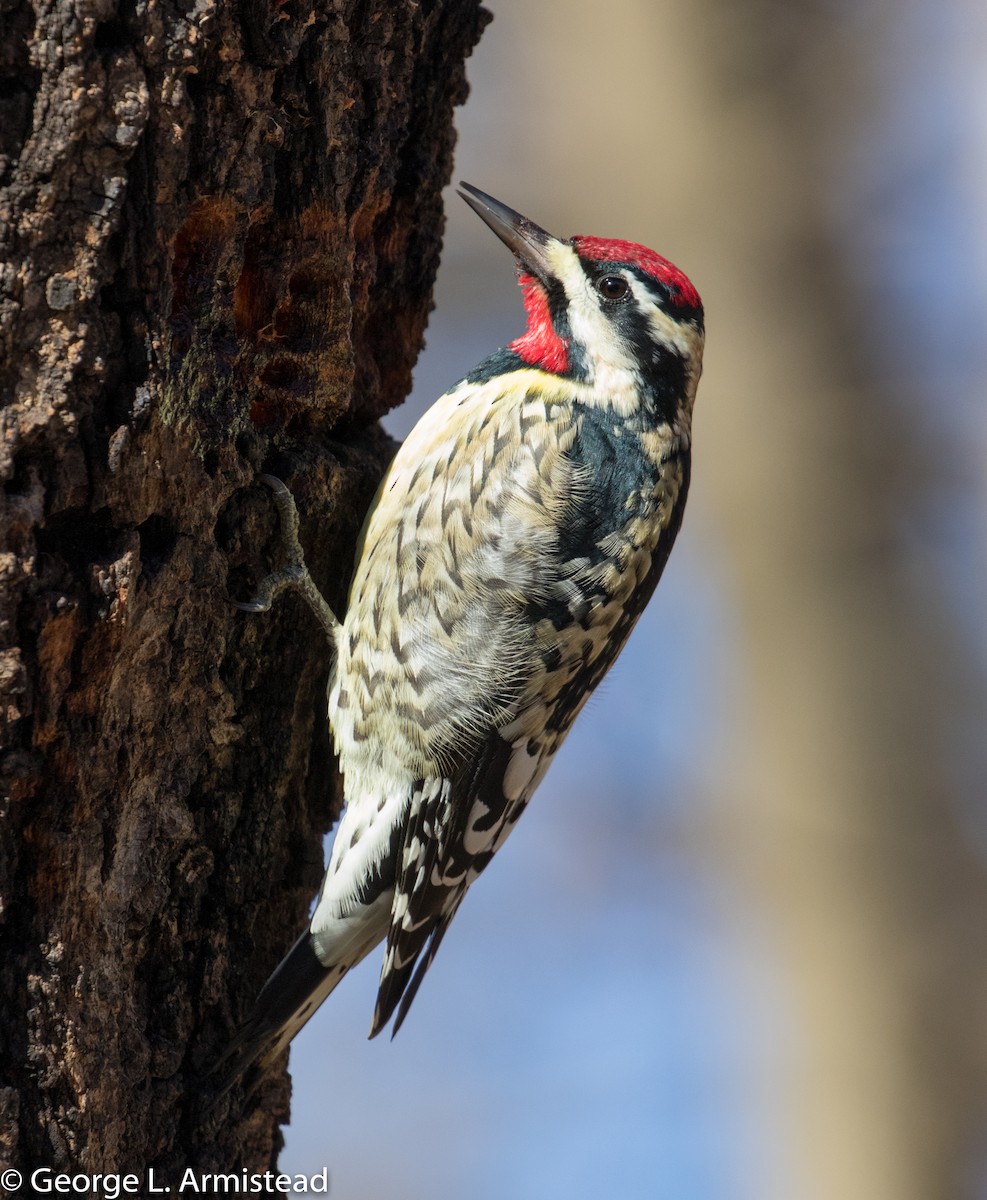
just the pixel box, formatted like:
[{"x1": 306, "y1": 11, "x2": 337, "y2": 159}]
[{"x1": 221, "y1": 183, "x2": 704, "y2": 1088}]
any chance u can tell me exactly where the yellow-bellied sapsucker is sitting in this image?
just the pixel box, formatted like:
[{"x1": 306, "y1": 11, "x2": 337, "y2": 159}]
[{"x1": 222, "y1": 184, "x2": 704, "y2": 1087}]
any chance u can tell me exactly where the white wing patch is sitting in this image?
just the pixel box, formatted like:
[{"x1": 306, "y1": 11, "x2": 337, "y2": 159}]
[
  {"x1": 308, "y1": 891, "x2": 392, "y2": 970},
  {"x1": 502, "y1": 739, "x2": 540, "y2": 802},
  {"x1": 310, "y1": 785, "x2": 410, "y2": 940}
]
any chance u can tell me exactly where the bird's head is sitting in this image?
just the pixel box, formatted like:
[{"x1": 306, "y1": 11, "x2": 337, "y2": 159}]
[{"x1": 459, "y1": 183, "x2": 704, "y2": 425}]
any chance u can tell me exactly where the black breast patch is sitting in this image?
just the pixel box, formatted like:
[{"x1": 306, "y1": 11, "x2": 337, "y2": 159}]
[{"x1": 555, "y1": 405, "x2": 658, "y2": 566}]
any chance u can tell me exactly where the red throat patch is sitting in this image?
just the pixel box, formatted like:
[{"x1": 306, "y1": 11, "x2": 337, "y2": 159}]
[
  {"x1": 573, "y1": 236, "x2": 701, "y2": 309},
  {"x1": 509, "y1": 273, "x2": 569, "y2": 374}
]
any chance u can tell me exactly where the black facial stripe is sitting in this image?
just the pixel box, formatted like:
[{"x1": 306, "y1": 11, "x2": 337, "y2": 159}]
[
  {"x1": 540, "y1": 275, "x2": 570, "y2": 344},
  {"x1": 580, "y1": 259, "x2": 704, "y2": 329},
  {"x1": 626, "y1": 263, "x2": 704, "y2": 328},
  {"x1": 611, "y1": 301, "x2": 691, "y2": 423},
  {"x1": 542, "y1": 276, "x2": 588, "y2": 379}
]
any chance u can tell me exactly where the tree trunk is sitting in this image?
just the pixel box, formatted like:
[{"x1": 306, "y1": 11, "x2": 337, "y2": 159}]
[{"x1": 0, "y1": 0, "x2": 488, "y2": 1180}]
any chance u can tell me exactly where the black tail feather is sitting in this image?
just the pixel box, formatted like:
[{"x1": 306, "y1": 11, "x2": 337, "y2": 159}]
[{"x1": 213, "y1": 931, "x2": 346, "y2": 1096}]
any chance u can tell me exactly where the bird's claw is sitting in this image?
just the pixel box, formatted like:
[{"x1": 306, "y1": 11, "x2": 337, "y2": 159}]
[
  {"x1": 232, "y1": 598, "x2": 270, "y2": 613},
  {"x1": 232, "y1": 475, "x2": 341, "y2": 644}
]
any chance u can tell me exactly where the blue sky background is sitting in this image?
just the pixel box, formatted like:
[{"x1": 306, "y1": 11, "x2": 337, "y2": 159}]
[{"x1": 277, "y1": 1, "x2": 987, "y2": 1195}]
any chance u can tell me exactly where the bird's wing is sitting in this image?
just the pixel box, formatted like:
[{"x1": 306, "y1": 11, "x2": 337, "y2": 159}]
[{"x1": 368, "y1": 729, "x2": 526, "y2": 1036}]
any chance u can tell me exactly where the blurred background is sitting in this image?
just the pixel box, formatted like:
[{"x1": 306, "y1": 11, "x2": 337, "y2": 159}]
[{"x1": 282, "y1": 1, "x2": 987, "y2": 1196}]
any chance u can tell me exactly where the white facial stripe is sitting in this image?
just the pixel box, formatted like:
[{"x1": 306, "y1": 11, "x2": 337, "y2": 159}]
[
  {"x1": 544, "y1": 239, "x2": 586, "y2": 288},
  {"x1": 545, "y1": 241, "x2": 640, "y2": 373},
  {"x1": 625, "y1": 275, "x2": 704, "y2": 362}
]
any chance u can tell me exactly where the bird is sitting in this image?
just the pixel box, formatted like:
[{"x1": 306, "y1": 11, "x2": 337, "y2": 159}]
[{"x1": 220, "y1": 183, "x2": 704, "y2": 1090}]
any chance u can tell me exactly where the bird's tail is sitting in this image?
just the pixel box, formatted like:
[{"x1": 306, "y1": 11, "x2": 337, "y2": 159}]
[
  {"x1": 214, "y1": 888, "x2": 395, "y2": 1097},
  {"x1": 213, "y1": 930, "x2": 349, "y2": 1096}
]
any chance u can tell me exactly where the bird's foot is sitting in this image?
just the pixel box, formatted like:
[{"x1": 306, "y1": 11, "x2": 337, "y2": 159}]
[{"x1": 233, "y1": 474, "x2": 340, "y2": 644}]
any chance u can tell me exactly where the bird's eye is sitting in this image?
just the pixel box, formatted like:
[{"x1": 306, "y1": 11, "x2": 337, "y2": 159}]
[{"x1": 596, "y1": 275, "x2": 629, "y2": 300}]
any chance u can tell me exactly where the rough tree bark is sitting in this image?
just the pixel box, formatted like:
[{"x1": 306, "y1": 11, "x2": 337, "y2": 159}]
[{"x1": 0, "y1": 0, "x2": 488, "y2": 1181}]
